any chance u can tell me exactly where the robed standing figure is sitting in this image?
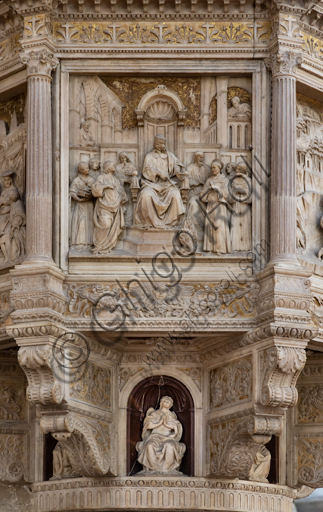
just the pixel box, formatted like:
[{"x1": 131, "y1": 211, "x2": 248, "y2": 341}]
[{"x1": 134, "y1": 136, "x2": 186, "y2": 228}]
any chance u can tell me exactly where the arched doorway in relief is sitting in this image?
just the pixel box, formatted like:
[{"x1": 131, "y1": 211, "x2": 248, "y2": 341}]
[{"x1": 127, "y1": 375, "x2": 194, "y2": 477}]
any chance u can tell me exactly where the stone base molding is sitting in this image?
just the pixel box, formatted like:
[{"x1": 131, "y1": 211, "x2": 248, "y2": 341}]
[{"x1": 32, "y1": 476, "x2": 303, "y2": 512}]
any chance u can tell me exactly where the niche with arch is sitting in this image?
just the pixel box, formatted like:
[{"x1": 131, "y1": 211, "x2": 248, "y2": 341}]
[
  {"x1": 127, "y1": 375, "x2": 194, "y2": 476},
  {"x1": 135, "y1": 85, "x2": 187, "y2": 166}
]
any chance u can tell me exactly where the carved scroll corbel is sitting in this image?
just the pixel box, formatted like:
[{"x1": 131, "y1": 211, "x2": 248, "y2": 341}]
[
  {"x1": 259, "y1": 346, "x2": 306, "y2": 409},
  {"x1": 18, "y1": 344, "x2": 64, "y2": 405},
  {"x1": 41, "y1": 413, "x2": 111, "y2": 478}
]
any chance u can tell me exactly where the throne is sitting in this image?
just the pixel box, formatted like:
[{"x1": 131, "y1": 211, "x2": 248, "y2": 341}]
[
  {"x1": 123, "y1": 86, "x2": 190, "y2": 255},
  {"x1": 130, "y1": 85, "x2": 189, "y2": 205}
]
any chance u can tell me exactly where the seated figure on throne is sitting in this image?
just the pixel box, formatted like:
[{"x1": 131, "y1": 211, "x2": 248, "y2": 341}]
[{"x1": 134, "y1": 136, "x2": 186, "y2": 229}]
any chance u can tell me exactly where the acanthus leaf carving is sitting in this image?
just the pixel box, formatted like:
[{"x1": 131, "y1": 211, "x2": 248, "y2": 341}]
[
  {"x1": 40, "y1": 412, "x2": 112, "y2": 478},
  {"x1": 265, "y1": 51, "x2": 303, "y2": 78},
  {"x1": 298, "y1": 438, "x2": 323, "y2": 488},
  {"x1": 209, "y1": 418, "x2": 271, "y2": 483},
  {"x1": 20, "y1": 49, "x2": 59, "y2": 78}
]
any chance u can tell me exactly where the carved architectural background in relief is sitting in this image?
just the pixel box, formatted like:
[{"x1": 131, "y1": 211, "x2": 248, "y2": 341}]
[
  {"x1": 69, "y1": 361, "x2": 112, "y2": 410},
  {"x1": 209, "y1": 356, "x2": 252, "y2": 410},
  {"x1": 0, "y1": 32, "x2": 21, "y2": 66},
  {"x1": 0, "y1": 92, "x2": 26, "y2": 129},
  {"x1": 100, "y1": 77, "x2": 201, "y2": 130}
]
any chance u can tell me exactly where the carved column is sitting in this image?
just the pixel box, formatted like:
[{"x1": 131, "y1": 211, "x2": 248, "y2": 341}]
[
  {"x1": 21, "y1": 50, "x2": 58, "y2": 263},
  {"x1": 266, "y1": 51, "x2": 302, "y2": 265},
  {"x1": 216, "y1": 76, "x2": 228, "y2": 148}
]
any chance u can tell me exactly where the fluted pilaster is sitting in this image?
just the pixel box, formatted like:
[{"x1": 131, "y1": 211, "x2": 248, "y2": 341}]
[
  {"x1": 266, "y1": 51, "x2": 302, "y2": 265},
  {"x1": 21, "y1": 50, "x2": 58, "y2": 262}
]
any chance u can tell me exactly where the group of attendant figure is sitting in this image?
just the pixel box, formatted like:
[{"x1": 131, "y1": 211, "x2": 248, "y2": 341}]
[{"x1": 70, "y1": 135, "x2": 252, "y2": 255}]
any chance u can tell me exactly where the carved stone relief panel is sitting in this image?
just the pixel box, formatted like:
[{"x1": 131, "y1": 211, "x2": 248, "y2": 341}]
[
  {"x1": 68, "y1": 75, "x2": 253, "y2": 257},
  {"x1": 63, "y1": 281, "x2": 260, "y2": 328},
  {"x1": 0, "y1": 350, "x2": 29, "y2": 483},
  {"x1": 209, "y1": 356, "x2": 252, "y2": 411},
  {"x1": 296, "y1": 93, "x2": 323, "y2": 272},
  {"x1": 0, "y1": 433, "x2": 27, "y2": 482},
  {"x1": 69, "y1": 361, "x2": 112, "y2": 410},
  {"x1": 289, "y1": 353, "x2": 323, "y2": 488},
  {"x1": 0, "y1": 92, "x2": 26, "y2": 270}
]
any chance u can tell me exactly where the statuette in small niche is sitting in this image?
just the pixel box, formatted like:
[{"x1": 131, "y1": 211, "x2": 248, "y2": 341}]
[
  {"x1": 136, "y1": 396, "x2": 186, "y2": 475},
  {"x1": 0, "y1": 169, "x2": 26, "y2": 266},
  {"x1": 228, "y1": 96, "x2": 252, "y2": 119},
  {"x1": 70, "y1": 161, "x2": 95, "y2": 250},
  {"x1": 92, "y1": 161, "x2": 128, "y2": 254},
  {"x1": 79, "y1": 121, "x2": 98, "y2": 149}
]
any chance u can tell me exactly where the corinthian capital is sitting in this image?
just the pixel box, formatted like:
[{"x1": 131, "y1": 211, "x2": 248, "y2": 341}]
[
  {"x1": 20, "y1": 49, "x2": 59, "y2": 78},
  {"x1": 265, "y1": 51, "x2": 303, "y2": 79}
]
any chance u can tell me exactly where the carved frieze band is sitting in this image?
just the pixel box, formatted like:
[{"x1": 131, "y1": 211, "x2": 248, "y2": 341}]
[
  {"x1": 52, "y1": 21, "x2": 271, "y2": 46},
  {"x1": 33, "y1": 477, "x2": 296, "y2": 512}
]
